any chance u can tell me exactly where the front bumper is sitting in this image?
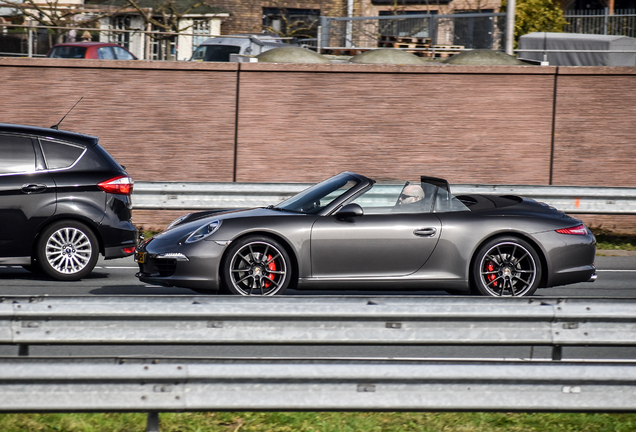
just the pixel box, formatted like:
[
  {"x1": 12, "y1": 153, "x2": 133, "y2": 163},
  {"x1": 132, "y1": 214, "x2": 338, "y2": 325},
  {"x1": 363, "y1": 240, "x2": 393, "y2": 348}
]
[{"x1": 135, "y1": 238, "x2": 227, "y2": 291}]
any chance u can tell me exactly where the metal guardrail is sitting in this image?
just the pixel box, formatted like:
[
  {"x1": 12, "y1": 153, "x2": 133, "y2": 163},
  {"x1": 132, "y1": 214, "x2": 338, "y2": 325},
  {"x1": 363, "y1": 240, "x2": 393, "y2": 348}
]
[
  {"x1": 2, "y1": 358, "x2": 635, "y2": 412},
  {"x1": 133, "y1": 181, "x2": 636, "y2": 214},
  {"x1": 3, "y1": 296, "x2": 636, "y2": 352},
  {"x1": 2, "y1": 296, "x2": 636, "y2": 424}
]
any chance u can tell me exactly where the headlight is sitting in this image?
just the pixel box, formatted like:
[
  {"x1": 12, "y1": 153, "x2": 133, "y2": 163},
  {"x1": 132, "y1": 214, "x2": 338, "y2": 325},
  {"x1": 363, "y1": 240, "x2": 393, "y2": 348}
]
[
  {"x1": 185, "y1": 220, "x2": 222, "y2": 244},
  {"x1": 166, "y1": 213, "x2": 192, "y2": 230}
]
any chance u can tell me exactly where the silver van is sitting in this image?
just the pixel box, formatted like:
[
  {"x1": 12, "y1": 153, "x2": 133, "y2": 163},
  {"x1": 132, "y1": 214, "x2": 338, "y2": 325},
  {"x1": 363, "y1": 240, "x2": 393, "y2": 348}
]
[{"x1": 190, "y1": 35, "x2": 293, "y2": 62}]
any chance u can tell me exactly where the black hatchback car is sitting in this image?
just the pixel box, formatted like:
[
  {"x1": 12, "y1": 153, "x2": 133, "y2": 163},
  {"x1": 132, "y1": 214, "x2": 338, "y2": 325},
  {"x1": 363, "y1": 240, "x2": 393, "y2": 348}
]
[{"x1": 0, "y1": 123, "x2": 137, "y2": 280}]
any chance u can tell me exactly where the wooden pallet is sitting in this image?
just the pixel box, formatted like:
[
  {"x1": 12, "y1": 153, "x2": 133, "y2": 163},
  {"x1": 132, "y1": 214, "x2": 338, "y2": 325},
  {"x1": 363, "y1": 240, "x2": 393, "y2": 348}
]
[
  {"x1": 428, "y1": 45, "x2": 464, "y2": 58},
  {"x1": 378, "y1": 35, "x2": 431, "y2": 45},
  {"x1": 378, "y1": 42, "x2": 430, "y2": 49}
]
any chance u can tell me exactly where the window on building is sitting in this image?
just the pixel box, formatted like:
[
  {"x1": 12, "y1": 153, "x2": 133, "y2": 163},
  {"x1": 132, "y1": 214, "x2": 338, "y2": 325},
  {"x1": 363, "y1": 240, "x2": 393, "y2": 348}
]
[
  {"x1": 262, "y1": 7, "x2": 320, "y2": 40},
  {"x1": 113, "y1": 16, "x2": 132, "y2": 49},
  {"x1": 192, "y1": 19, "x2": 211, "y2": 53}
]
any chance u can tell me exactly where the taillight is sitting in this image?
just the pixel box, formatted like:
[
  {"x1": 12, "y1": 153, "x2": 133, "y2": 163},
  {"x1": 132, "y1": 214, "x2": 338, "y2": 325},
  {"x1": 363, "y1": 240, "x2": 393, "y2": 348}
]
[
  {"x1": 98, "y1": 175, "x2": 133, "y2": 195},
  {"x1": 556, "y1": 224, "x2": 588, "y2": 235}
]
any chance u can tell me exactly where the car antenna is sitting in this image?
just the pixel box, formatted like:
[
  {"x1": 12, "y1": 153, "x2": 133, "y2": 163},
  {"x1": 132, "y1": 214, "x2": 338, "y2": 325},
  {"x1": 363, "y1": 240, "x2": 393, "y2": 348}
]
[{"x1": 51, "y1": 97, "x2": 83, "y2": 130}]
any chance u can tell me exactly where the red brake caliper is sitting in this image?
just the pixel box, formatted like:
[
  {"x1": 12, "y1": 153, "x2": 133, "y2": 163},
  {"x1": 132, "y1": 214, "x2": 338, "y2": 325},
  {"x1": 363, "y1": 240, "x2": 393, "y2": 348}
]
[
  {"x1": 264, "y1": 254, "x2": 276, "y2": 288},
  {"x1": 486, "y1": 262, "x2": 497, "y2": 286}
]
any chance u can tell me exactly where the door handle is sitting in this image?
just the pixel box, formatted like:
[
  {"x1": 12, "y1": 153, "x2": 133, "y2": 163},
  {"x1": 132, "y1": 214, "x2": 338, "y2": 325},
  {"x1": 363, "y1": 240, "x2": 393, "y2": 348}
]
[
  {"x1": 21, "y1": 184, "x2": 47, "y2": 194},
  {"x1": 413, "y1": 227, "x2": 437, "y2": 237}
]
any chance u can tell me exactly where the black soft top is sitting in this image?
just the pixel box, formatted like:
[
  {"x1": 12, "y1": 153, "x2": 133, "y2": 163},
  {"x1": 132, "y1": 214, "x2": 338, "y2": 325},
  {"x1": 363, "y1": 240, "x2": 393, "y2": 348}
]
[
  {"x1": 455, "y1": 194, "x2": 523, "y2": 211},
  {"x1": 0, "y1": 123, "x2": 99, "y2": 147}
]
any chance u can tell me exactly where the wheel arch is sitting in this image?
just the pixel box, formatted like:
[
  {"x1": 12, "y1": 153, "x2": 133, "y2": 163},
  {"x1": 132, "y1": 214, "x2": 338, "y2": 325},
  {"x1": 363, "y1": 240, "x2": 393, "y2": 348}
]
[
  {"x1": 468, "y1": 231, "x2": 549, "y2": 293},
  {"x1": 218, "y1": 230, "x2": 300, "y2": 290}
]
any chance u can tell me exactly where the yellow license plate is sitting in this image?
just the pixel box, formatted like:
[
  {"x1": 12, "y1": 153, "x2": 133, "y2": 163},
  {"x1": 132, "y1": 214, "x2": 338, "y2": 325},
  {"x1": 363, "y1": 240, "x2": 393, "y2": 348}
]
[{"x1": 135, "y1": 251, "x2": 146, "y2": 264}]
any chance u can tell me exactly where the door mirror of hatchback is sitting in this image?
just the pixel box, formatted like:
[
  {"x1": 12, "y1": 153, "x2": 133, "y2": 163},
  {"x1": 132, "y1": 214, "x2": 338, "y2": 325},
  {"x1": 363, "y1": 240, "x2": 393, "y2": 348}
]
[{"x1": 335, "y1": 203, "x2": 364, "y2": 220}]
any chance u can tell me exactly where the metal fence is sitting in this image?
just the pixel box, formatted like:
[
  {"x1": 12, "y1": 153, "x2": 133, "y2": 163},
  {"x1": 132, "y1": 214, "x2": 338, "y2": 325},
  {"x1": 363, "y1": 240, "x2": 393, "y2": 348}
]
[
  {"x1": 564, "y1": 8, "x2": 636, "y2": 37},
  {"x1": 132, "y1": 182, "x2": 636, "y2": 215},
  {"x1": 1, "y1": 295, "x2": 636, "y2": 423},
  {"x1": 318, "y1": 12, "x2": 507, "y2": 55}
]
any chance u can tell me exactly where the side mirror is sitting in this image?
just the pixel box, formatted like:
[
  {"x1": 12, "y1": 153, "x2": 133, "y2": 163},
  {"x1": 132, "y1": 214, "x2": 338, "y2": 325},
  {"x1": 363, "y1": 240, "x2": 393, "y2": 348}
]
[{"x1": 335, "y1": 203, "x2": 364, "y2": 220}]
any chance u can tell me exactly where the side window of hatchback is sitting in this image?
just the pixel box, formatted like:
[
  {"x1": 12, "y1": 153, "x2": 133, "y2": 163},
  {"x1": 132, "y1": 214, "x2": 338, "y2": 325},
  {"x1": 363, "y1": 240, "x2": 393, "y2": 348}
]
[
  {"x1": 39, "y1": 139, "x2": 85, "y2": 170},
  {"x1": 0, "y1": 135, "x2": 36, "y2": 175},
  {"x1": 97, "y1": 47, "x2": 115, "y2": 59}
]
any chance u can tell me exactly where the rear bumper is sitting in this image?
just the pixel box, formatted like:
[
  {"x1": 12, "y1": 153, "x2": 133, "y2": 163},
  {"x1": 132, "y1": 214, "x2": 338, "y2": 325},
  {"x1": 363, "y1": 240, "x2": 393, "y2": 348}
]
[
  {"x1": 105, "y1": 244, "x2": 136, "y2": 259},
  {"x1": 99, "y1": 221, "x2": 137, "y2": 259},
  {"x1": 531, "y1": 230, "x2": 596, "y2": 288}
]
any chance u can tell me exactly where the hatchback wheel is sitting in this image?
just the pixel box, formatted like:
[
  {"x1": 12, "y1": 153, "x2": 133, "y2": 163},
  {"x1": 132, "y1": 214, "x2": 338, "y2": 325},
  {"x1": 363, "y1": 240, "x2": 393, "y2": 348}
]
[
  {"x1": 472, "y1": 237, "x2": 541, "y2": 297},
  {"x1": 36, "y1": 220, "x2": 99, "y2": 281},
  {"x1": 222, "y1": 236, "x2": 291, "y2": 296}
]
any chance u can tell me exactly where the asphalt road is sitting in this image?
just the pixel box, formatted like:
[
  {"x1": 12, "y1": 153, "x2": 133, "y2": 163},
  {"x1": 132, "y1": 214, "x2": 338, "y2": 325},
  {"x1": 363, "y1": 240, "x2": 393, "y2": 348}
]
[
  {"x1": 1, "y1": 254, "x2": 633, "y2": 360},
  {"x1": 0, "y1": 254, "x2": 634, "y2": 297}
]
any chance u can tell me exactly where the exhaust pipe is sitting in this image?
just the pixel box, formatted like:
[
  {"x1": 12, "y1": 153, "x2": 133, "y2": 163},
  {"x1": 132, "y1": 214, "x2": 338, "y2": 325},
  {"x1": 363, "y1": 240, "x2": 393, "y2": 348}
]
[{"x1": 588, "y1": 272, "x2": 598, "y2": 282}]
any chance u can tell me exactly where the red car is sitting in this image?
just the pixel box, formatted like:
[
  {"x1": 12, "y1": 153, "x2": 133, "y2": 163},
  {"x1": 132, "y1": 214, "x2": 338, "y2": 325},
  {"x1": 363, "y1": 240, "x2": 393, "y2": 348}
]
[{"x1": 47, "y1": 42, "x2": 137, "y2": 60}]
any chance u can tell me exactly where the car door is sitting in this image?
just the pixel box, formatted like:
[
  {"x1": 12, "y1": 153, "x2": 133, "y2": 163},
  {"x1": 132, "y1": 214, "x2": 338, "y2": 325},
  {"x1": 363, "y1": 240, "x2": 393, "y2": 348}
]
[
  {"x1": 0, "y1": 135, "x2": 56, "y2": 260},
  {"x1": 310, "y1": 208, "x2": 441, "y2": 278}
]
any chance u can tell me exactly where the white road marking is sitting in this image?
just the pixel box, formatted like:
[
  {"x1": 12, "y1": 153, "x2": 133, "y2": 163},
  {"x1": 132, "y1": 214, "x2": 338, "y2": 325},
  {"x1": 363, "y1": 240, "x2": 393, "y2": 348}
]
[
  {"x1": 596, "y1": 270, "x2": 636, "y2": 272},
  {"x1": 95, "y1": 266, "x2": 137, "y2": 269}
]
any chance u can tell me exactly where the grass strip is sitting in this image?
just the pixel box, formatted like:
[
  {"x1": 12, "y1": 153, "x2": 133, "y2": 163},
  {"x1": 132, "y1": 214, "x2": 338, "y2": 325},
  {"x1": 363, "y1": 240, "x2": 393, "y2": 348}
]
[
  {"x1": 1, "y1": 412, "x2": 636, "y2": 432},
  {"x1": 591, "y1": 229, "x2": 636, "y2": 252}
]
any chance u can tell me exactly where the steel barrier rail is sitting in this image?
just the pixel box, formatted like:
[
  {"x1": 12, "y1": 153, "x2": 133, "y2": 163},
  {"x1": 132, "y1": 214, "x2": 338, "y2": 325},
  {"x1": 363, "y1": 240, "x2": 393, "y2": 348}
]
[
  {"x1": 1, "y1": 358, "x2": 636, "y2": 412},
  {"x1": 132, "y1": 182, "x2": 636, "y2": 214},
  {"x1": 2, "y1": 296, "x2": 636, "y2": 351}
]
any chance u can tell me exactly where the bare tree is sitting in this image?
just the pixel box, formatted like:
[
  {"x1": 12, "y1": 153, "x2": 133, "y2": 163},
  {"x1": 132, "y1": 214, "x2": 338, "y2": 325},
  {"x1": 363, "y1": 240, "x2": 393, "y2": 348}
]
[
  {"x1": 6, "y1": 0, "x2": 124, "y2": 46},
  {"x1": 101, "y1": 0, "x2": 223, "y2": 60}
]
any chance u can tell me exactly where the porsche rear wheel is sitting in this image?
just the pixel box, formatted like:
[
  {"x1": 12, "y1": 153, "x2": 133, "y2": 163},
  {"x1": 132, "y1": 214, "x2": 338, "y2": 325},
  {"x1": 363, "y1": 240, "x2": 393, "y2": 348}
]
[
  {"x1": 223, "y1": 236, "x2": 291, "y2": 296},
  {"x1": 472, "y1": 237, "x2": 541, "y2": 297}
]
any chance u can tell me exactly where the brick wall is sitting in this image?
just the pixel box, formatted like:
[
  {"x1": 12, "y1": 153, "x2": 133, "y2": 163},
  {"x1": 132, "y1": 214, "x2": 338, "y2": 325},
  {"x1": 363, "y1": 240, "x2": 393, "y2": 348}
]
[
  {"x1": 1, "y1": 58, "x2": 634, "y2": 230},
  {"x1": 235, "y1": 63, "x2": 555, "y2": 184}
]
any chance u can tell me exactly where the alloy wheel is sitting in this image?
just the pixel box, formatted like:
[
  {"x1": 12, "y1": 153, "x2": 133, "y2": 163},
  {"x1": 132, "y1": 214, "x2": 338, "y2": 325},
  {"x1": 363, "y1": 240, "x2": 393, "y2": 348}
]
[
  {"x1": 44, "y1": 227, "x2": 93, "y2": 275},
  {"x1": 228, "y1": 240, "x2": 288, "y2": 296},
  {"x1": 478, "y1": 241, "x2": 538, "y2": 296}
]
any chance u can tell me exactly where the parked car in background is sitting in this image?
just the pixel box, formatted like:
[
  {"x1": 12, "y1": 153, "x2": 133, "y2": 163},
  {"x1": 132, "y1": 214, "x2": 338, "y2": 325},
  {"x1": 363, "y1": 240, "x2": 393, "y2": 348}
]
[
  {"x1": 47, "y1": 42, "x2": 137, "y2": 60},
  {"x1": 190, "y1": 35, "x2": 293, "y2": 62},
  {"x1": 0, "y1": 123, "x2": 137, "y2": 281},
  {"x1": 136, "y1": 172, "x2": 597, "y2": 297}
]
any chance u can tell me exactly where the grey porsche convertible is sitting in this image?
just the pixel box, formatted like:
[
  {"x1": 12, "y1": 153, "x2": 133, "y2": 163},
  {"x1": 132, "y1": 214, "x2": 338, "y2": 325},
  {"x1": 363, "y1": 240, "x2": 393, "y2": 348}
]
[{"x1": 135, "y1": 172, "x2": 596, "y2": 297}]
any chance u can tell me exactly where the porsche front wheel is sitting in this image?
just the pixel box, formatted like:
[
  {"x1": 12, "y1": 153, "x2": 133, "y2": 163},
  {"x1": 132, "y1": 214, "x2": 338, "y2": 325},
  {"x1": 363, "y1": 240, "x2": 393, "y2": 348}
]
[
  {"x1": 472, "y1": 237, "x2": 541, "y2": 297},
  {"x1": 222, "y1": 236, "x2": 291, "y2": 296}
]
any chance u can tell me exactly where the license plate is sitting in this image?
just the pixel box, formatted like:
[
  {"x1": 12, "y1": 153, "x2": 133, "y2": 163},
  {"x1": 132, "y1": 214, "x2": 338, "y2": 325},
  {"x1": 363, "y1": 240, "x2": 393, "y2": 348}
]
[{"x1": 135, "y1": 251, "x2": 146, "y2": 264}]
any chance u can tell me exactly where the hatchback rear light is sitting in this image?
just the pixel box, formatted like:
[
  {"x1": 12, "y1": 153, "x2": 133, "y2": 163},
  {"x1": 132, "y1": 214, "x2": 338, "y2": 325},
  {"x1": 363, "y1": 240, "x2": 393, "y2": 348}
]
[
  {"x1": 556, "y1": 224, "x2": 588, "y2": 235},
  {"x1": 98, "y1": 175, "x2": 133, "y2": 195}
]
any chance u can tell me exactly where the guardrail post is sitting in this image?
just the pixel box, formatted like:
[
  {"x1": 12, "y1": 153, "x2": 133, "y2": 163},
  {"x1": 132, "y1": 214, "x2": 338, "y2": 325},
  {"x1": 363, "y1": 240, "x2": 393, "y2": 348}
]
[
  {"x1": 552, "y1": 345, "x2": 562, "y2": 361},
  {"x1": 18, "y1": 344, "x2": 29, "y2": 357},
  {"x1": 146, "y1": 412, "x2": 160, "y2": 432}
]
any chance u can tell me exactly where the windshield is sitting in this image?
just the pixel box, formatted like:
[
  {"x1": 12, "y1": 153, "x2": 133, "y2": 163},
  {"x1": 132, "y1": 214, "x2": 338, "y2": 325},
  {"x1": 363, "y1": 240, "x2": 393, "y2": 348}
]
[
  {"x1": 275, "y1": 173, "x2": 361, "y2": 214},
  {"x1": 191, "y1": 45, "x2": 241, "y2": 62},
  {"x1": 49, "y1": 46, "x2": 87, "y2": 59}
]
